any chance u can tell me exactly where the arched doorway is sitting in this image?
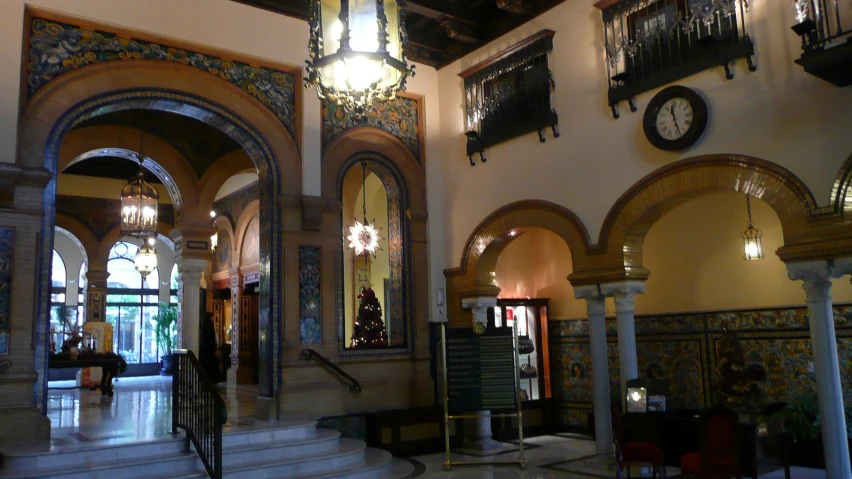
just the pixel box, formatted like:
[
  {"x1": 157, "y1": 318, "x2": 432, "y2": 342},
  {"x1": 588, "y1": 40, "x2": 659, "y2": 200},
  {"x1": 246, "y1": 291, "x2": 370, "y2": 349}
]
[{"x1": 18, "y1": 60, "x2": 300, "y2": 414}]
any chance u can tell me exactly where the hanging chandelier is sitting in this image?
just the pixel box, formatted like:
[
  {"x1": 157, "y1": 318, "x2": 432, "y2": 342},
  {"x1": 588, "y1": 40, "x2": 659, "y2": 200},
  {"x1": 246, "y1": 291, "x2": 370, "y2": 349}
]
[
  {"x1": 742, "y1": 194, "x2": 764, "y2": 261},
  {"x1": 134, "y1": 237, "x2": 158, "y2": 280},
  {"x1": 346, "y1": 161, "x2": 383, "y2": 258},
  {"x1": 305, "y1": 0, "x2": 415, "y2": 118},
  {"x1": 120, "y1": 133, "x2": 159, "y2": 238}
]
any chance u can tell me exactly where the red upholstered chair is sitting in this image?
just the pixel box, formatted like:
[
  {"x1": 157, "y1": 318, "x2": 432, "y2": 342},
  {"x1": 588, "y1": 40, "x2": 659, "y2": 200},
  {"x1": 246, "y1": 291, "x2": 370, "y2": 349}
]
[
  {"x1": 613, "y1": 406, "x2": 667, "y2": 479},
  {"x1": 680, "y1": 405, "x2": 742, "y2": 479}
]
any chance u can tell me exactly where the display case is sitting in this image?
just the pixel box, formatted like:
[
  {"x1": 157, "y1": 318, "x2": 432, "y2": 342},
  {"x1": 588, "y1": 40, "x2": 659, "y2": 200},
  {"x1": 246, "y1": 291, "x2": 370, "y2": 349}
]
[{"x1": 489, "y1": 298, "x2": 553, "y2": 439}]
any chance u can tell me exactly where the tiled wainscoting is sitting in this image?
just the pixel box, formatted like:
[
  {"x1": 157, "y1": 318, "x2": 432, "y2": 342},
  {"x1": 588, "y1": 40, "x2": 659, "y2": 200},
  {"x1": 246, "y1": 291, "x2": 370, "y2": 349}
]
[{"x1": 549, "y1": 304, "x2": 852, "y2": 430}]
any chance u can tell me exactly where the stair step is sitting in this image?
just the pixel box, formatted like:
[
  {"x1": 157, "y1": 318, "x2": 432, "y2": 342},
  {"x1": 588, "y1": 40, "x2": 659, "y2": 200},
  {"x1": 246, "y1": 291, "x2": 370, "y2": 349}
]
[
  {"x1": 222, "y1": 429, "x2": 341, "y2": 468},
  {"x1": 222, "y1": 438, "x2": 366, "y2": 479},
  {"x1": 0, "y1": 451, "x2": 200, "y2": 479},
  {"x1": 222, "y1": 418, "x2": 318, "y2": 448},
  {"x1": 287, "y1": 448, "x2": 394, "y2": 479}
]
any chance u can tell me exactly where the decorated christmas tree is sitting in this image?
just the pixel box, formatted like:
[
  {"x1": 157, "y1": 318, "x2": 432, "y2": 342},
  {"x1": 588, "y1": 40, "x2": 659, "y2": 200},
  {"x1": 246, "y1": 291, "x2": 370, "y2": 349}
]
[
  {"x1": 350, "y1": 287, "x2": 387, "y2": 348},
  {"x1": 714, "y1": 322, "x2": 765, "y2": 410}
]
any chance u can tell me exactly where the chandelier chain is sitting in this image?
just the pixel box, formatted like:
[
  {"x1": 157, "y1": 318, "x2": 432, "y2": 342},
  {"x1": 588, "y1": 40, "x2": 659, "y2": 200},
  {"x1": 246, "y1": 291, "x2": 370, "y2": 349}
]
[
  {"x1": 361, "y1": 160, "x2": 368, "y2": 221},
  {"x1": 746, "y1": 194, "x2": 753, "y2": 227}
]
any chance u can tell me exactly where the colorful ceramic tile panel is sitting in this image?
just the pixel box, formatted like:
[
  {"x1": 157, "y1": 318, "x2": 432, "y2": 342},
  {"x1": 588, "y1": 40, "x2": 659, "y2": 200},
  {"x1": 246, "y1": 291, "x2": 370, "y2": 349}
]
[
  {"x1": 299, "y1": 247, "x2": 322, "y2": 344},
  {"x1": 322, "y1": 96, "x2": 421, "y2": 161},
  {"x1": 214, "y1": 232, "x2": 232, "y2": 272},
  {"x1": 548, "y1": 320, "x2": 588, "y2": 338},
  {"x1": 635, "y1": 314, "x2": 705, "y2": 334},
  {"x1": 28, "y1": 18, "x2": 296, "y2": 140},
  {"x1": 0, "y1": 228, "x2": 14, "y2": 355},
  {"x1": 637, "y1": 340, "x2": 705, "y2": 409}
]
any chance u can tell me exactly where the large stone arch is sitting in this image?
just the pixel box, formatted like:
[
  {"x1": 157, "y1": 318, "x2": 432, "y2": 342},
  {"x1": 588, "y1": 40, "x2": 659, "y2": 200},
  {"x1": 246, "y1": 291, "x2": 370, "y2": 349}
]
[
  {"x1": 444, "y1": 200, "x2": 592, "y2": 327},
  {"x1": 584, "y1": 155, "x2": 819, "y2": 285},
  {"x1": 830, "y1": 152, "x2": 852, "y2": 215},
  {"x1": 18, "y1": 59, "x2": 299, "y2": 410}
]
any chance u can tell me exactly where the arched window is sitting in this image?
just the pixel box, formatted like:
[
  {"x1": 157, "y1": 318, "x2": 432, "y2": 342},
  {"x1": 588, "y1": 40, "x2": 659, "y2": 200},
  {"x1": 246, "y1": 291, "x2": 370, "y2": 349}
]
[
  {"x1": 339, "y1": 157, "x2": 411, "y2": 353},
  {"x1": 49, "y1": 250, "x2": 71, "y2": 353},
  {"x1": 106, "y1": 241, "x2": 160, "y2": 367}
]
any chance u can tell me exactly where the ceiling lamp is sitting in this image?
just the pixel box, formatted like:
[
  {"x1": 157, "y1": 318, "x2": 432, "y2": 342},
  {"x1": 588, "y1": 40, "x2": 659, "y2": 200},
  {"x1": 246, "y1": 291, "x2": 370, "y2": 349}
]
[
  {"x1": 346, "y1": 161, "x2": 383, "y2": 258},
  {"x1": 120, "y1": 133, "x2": 159, "y2": 238},
  {"x1": 305, "y1": 0, "x2": 415, "y2": 118},
  {"x1": 742, "y1": 195, "x2": 764, "y2": 261},
  {"x1": 210, "y1": 211, "x2": 218, "y2": 252},
  {"x1": 135, "y1": 237, "x2": 158, "y2": 280}
]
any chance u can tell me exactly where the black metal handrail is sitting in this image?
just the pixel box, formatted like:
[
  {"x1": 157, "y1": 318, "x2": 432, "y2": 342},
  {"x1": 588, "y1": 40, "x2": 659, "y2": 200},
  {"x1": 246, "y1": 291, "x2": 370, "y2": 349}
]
[
  {"x1": 300, "y1": 348, "x2": 362, "y2": 393},
  {"x1": 172, "y1": 349, "x2": 227, "y2": 479},
  {"x1": 792, "y1": 0, "x2": 852, "y2": 52}
]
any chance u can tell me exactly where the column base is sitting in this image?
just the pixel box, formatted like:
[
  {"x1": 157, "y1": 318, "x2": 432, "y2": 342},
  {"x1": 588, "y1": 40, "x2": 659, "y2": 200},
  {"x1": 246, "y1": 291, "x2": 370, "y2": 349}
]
[
  {"x1": 0, "y1": 406, "x2": 51, "y2": 450},
  {"x1": 463, "y1": 410, "x2": 501, "y2": 451},
  {"x1": 254, "y1": 396, "x2": 279, "y2": 421}
]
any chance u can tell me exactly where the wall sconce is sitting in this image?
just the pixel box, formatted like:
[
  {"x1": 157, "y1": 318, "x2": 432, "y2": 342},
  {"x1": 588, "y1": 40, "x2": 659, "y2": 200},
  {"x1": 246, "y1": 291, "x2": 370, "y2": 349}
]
[
  {"x1": 741, "y1": 195, "x2": 764, "y2": 261},
  {"x1": 466, "y1": 131, "x2": 486, "y2": 166}
]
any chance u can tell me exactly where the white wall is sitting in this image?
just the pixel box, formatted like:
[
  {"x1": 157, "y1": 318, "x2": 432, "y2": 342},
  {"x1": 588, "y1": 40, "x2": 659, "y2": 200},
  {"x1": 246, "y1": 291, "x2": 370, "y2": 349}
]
[
  {"x1": 438, "y1": 0, "x2": 852, "y2": 267},
  {"x1": 1, "y1": 0, "x2": 446, "y2": 322}
]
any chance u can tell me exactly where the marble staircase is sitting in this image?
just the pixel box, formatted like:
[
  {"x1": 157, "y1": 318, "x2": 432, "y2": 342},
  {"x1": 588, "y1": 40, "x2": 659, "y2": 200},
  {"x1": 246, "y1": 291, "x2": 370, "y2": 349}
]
[{"x1": 0, "y1": 418, "x2": 411, "y2": 479}]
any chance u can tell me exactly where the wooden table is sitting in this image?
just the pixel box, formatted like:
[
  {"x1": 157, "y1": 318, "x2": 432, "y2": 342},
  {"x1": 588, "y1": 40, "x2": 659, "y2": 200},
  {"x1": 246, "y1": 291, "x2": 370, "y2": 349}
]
[{"x1": 48, "y1": 357, "x2": 121, "y2": 395}]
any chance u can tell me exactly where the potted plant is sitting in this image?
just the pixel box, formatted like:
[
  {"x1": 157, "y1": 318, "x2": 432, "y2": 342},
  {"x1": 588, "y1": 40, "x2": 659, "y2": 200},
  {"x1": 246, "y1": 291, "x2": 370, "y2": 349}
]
[
  {"x1": 773, "y1": 393, "x2": 852, "y2": 469},
  {"x1": 153, "y1": 303, "x2": 179, "y2": 376}
]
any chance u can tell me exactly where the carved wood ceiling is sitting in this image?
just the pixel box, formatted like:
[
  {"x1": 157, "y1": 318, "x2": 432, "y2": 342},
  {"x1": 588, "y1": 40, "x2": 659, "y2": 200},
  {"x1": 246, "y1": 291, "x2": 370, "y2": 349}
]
[{"x1": 230, "y1": 0, "x2": 566, "y2": 68}]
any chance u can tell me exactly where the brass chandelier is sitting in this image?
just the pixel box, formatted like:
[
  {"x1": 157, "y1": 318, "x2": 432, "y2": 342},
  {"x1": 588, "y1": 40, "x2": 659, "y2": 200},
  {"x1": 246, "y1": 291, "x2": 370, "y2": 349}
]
[
  {"x1": 305, "y1": 0, "x2": 415, "y2": 118},
  {"x1": 120, "y1": 133, "x2": 160, "y2": 277}
]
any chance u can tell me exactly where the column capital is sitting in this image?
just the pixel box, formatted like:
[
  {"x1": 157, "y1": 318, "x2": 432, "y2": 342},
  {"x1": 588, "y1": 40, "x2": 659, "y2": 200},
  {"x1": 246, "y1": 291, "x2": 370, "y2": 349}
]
[
  {"x1": 787, "y1": 260, "x2": 834, "y2": 283},
  {"x1": 573, "y1": 285, "x2": 603, "y2": 301},
  {"x1": 599, "y1": 280, "x2": 646, "y2": 298},
  {"x1": 176, "y1": 257, "x2": 209, "y2": 275},
  {"x1": 85, "y1": 270, "x2": 110, "y2": 288},
  {"x1": 461, "y1": 296, "x2": 497, "y2": 325}
]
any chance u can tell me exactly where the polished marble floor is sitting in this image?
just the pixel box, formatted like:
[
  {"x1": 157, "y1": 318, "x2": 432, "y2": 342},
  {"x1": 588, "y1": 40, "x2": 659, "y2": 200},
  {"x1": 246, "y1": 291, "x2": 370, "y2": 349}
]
[
  {"x1": 41, "y1": 378, "x2": 825, "y2": 478},
  {"x1": 46, "y1": 375, "x2": 259, "y2": 450}
]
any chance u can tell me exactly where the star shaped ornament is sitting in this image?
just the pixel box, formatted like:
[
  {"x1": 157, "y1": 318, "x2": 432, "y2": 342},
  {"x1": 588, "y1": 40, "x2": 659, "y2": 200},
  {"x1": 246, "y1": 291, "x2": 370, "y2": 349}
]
[{"x1": 347, "y1": 218, "x2": 383, "y2": 257}]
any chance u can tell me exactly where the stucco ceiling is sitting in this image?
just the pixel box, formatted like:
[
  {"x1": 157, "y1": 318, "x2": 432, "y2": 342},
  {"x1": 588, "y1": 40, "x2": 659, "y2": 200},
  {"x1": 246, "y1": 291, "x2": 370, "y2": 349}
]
[
  {"x1": 230, "y1": 0, "x2": 566, "y2": 68},
  {"x1": 70, "y1": 109, "x2": 242, "y2": 179}
]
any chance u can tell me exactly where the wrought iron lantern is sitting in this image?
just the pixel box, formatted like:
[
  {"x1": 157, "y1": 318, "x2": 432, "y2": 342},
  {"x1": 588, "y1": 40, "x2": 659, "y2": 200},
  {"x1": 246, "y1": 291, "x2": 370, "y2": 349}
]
[
  {"x1": 742, "y1": 195, "x2": 764, "y2": 261},
  {"x1": 305, "y1": 0, "x2": 415, "y2": 118},
  {"x1": 134, "y1": 237, "x2": 158, "y2": 280},
  {"x1": 120, "y1": 135, "x2": 159, "y2": 238}
]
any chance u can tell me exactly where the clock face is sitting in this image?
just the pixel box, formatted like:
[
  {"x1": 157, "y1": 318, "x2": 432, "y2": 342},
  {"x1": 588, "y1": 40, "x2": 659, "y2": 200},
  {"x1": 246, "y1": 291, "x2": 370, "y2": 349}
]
[
  {"x1": 643, "y1": 86, "x2": 709, "y2": 151},
  {"x1": 655, "y1": 98, "x2": 693, "y2": 141}
]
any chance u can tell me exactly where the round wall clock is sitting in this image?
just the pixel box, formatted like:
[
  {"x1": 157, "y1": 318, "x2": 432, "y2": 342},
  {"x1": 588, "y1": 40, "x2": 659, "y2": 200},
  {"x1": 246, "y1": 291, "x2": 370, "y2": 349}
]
[{"x1": 643, "y1": 86, "x2": 708, "y2": 151}]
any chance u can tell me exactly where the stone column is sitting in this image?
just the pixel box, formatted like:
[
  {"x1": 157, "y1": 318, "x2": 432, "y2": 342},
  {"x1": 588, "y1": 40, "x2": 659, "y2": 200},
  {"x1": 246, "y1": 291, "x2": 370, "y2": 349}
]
[
  {"x1": 601, "y1": 281, "x2": 645, "y2": 407},
  {"x1": 788, "y1": 261, "x2": 851, "y2": 479},
  {"x1": 176, "y1": 258, "x2": 208, "y2": 354},
  {"x1": 460, "y1": 296, "x2": 501, "y2": 451},
  {"x1": 574, "y1": 285, "x2": 613, "y2": 455}
]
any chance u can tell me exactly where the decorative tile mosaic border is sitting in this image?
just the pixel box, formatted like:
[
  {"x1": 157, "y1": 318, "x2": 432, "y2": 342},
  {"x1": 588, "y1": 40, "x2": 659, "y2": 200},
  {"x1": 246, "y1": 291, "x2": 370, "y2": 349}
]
[
  {"x1": 322, "y1": 96, "x2": 421, "y2": 162},
  {"x1": 549, "y1": 304, "x2": 852, "y2": 427},
  {"x1": 299, "y1": 246, "x2": 322, "y2": 344},
  {"x1": 28, "y1": 17, "x2": 297, "y2": 140},
  {"x1": 0, "y1": 228, "x2": 14, "y2": 355}
]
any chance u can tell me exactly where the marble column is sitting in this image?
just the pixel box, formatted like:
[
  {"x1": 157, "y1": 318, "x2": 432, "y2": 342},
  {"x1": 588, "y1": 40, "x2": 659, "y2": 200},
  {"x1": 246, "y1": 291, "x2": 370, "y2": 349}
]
[
  {"x1": 601, "y1": 281, "x2": 645, "y2": 408},
  {"x1": 460, "y1": 296, "x2": 501, "y2": 451},
  {"x1": 574, "y1": 285, "x2": 613, "y2": 455},
  {"x1": 176, "y1": 258, "x2": 208, "y2": 354},
  {"x1": 788, "y1": 261, "x2": 851, "y2": 479}
]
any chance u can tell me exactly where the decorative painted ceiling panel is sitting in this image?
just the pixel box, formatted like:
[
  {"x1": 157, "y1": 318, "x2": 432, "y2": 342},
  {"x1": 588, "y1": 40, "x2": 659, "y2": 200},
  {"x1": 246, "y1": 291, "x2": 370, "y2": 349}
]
[
  {"x1": 28, "y1": 17, "x2": 297, "y2": 140},
  {"x1": 213, "y1": 181, "x2": 260, "y2": 232},
  {"x1": 322, "y1": 96, "x2": 421, "y2": 162},
  {"x1": 229, "y1": 0, "x2": 566, "y2": 68}
]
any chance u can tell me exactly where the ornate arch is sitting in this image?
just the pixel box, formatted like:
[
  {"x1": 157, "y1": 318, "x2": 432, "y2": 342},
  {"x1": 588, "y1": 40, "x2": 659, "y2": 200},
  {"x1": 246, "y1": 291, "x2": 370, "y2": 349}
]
[
  {"x1": 198, "y1": 150, "x2": 256, "y2": 209},
  {"x1": 585, "y1": 155, "x2": 819, "y2": 284},
  {"x1": 830, "y1": 152, "x2": 852, "y2": 215},
  {"x1": 234, "y1": 200, "x2": 261, "y2": 270},
  {"x1": 55, "y1": 214, "x2": 99, "y2": 270},
  {"x1": 447, "y1": 200, "x2": 592, "y2": 289},
  {"x1": 18, "y1": 60, "x2": 297, "y2": 408},
  {"x1": 322, "y1": 127, "x2": 427, "y2": 357}
]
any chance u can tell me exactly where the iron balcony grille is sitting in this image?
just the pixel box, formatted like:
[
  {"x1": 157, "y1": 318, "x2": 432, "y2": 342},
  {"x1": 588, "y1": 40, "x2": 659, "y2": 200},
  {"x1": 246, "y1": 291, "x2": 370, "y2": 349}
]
[{"x1": 597, "y1": 0, "x2": 756, "y2": 118}]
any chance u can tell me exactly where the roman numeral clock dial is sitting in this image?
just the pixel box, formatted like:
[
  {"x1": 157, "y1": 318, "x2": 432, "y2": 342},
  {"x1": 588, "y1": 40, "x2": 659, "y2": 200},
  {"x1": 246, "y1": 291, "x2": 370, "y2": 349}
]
[{"x1": 642, "y1": 85, "x2": 709, "y2": 151}]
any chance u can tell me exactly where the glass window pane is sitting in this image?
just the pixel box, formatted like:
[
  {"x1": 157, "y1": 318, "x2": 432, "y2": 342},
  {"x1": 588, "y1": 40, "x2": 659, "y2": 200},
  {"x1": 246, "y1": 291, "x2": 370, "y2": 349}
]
[
  {"x1": 106, "y1": 306, "x2": 121, "y2": 354},
  {"x1": 118, "y1": 305, "x2": 140, "y2": 364},
  {"x1": 140, "y1": 305, "x2": 159, "y2": 363},
  {"x1": 51, "y1": 250, "x2": 66, "y2": 288}
]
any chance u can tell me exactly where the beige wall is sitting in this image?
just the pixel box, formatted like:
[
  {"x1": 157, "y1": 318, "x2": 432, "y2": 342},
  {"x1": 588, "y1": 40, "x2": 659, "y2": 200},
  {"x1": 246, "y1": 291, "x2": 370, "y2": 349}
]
[
  {"x1": 438, "y1": 0, "x2": 852, "y2": 268},
  {"x1": 494, "y1": 193, "x2": 852, "y2": 320},
  {"x1": 637, "y1": 191, "x2": 852, "y2": 314}
]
